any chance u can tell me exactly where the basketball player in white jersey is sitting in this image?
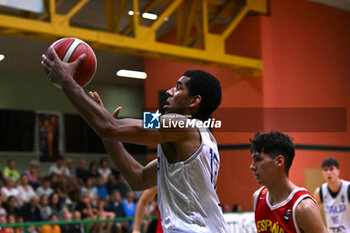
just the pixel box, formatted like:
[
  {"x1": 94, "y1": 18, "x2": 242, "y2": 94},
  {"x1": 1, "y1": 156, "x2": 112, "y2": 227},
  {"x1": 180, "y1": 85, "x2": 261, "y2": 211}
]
[
  {"x1": 41, "y1": 51, "x2": 228, "y2": 232},
  {"x1": 314, "y1": 158, "x2": 350, "y2": 233}
]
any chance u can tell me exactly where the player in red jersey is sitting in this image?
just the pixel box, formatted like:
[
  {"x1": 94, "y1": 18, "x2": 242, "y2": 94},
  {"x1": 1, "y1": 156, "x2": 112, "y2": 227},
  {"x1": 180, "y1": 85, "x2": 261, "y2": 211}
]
[{"x1": 250, "y1": 132, "x2": 327, "y2": 233}]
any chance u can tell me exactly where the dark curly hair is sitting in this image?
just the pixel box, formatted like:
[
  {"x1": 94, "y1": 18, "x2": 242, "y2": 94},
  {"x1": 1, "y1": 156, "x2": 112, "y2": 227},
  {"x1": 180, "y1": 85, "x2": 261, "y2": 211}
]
[
  {"x1": 183, "y1": 70, "x2": 222, "y2": 121},
  {"x1": 250, "y1": 131, "x2": 295, "y2": 174},
  {"x1": 322, "y1": 157, "x2": 339, "y2": 169}
]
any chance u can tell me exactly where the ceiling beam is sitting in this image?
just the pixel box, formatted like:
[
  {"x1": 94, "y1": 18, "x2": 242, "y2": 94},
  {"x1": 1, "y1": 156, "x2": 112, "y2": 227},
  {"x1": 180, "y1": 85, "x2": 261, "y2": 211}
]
[{"x1": 0, "y1": 0, "x2": 267, "y2": 76}]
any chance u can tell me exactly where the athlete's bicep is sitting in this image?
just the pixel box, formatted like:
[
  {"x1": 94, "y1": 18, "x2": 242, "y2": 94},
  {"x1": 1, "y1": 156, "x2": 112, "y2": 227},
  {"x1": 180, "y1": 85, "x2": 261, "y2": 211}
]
[{"x1": 295, "y1": 198, "x2": 327, "y2": 233}]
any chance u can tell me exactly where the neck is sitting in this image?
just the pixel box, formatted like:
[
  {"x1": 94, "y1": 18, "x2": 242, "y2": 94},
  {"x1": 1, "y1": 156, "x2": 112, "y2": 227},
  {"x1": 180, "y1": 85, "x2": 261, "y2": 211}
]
[
  {"x1": 266, "y1": 178, "x2": 297, "y2": 205},
  {"x1": 328, "y1": 178, "x2": 341, "y2": 192}
]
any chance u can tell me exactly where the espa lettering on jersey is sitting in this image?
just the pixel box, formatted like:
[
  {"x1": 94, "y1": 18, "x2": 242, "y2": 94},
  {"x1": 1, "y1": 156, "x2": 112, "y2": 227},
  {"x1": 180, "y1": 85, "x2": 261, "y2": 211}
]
[{"x1": 256, "y1": 219, "x2": 285, "y2": 233}]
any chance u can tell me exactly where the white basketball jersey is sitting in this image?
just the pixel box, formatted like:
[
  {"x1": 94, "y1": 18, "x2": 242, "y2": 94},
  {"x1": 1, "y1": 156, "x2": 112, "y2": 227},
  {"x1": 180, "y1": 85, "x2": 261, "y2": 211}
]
[
  {"x1": 321, "y1": 180, "x2": 350, "y2": 233},
  {"x1": 157, "y1": 127, "x2": 227, "y2": 233}
]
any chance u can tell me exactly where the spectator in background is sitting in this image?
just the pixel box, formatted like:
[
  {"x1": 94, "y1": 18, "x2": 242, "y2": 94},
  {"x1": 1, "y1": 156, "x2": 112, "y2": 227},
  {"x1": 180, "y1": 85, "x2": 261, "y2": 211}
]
[
  {"x1": 3, "y1": 196, "x2": 21, "y2": 220},
  {"x1": 48, "y1": 156, "x2": 70, "y2": 179},
  {"x1": 115, "y1": 176, "x2": 131, "y2": 199},
  {"x1": 95, "y1": 175, "x2": 109, "y2": 201},
  {"x1": 0, "y1": 213, "x2": 10, "y2": 233},
  {"x1": 1, "y1": 179, "x2": 21, "y2": 205},
  {"x1": 106, "y1": 191, "x2": 125, "y2": 218},
  {"x1": 106, "y1": 174, "x2": 119, "y2": 195},
  {"x1": 232, "y1": 203, "x2": 242, "y2": 212},
  {"x1": 36, "y1": 176, "x2": 54, "y2": 198},
  {"x1": 38, "y1": 194, "x2": 52, "y2": 221},
  {"x1": 221, "y1": 203, "x2": 231, "y2": 213},
  {"x1": 97, "y1": 158, "x2": 111, "y2": 182},
  {"x1": 96, "y1": 199, "x2": 115, "y2": 233},
  {"x1": 48, "y1": 157, "x2": 70, "y2": 195},
  {"x1": 2, "y1": 160, "x2": 20, "y2": 183},
  {"x1": 70, "y1": 211, "x2": 85, "y2": 233},
  {"x1": 62, "y1": 158, "x2": 80, "y2": 203},
  {"x1": 80, "y1": 177, "x2": 98, "y2": 206},
  {"x1": 49, "y1": 193, "x2": 69, "y2": 221},
  {"x1": 17, "y1": 174, "x2": 36, "y2": 204},
  {"x1": 21, "y1": 196, "x2": 42, "y2": 222},
  {"x1": 121, "y1": 191, "x2": 137, "y2": 230},
  {"x1": 65, "y1": 158, "x2": 75, "y2": 179},
  {"x1": 59, "y1": 209, "x2": 74, "y2": 233},
  {"x1": 74, "y1": 192, "x2": 100, "y2": 233},
  {"x1": 106, "y1": 190, "x2": 127, "y2": 233},
  {"x1": 49, "y1": 174, "x2": 63, "y2": 195},
  {"x1": 111, "y1": 168, "x2": 120, "y2": 181},
  {"x1": 88, "y1": 161, "x2": 99, "y2": 182},
  {"x1": 38, "y1": 214, "x2": 61, "y2": 233},
  {"x1": 25, "y1": 161, "x2": 43, "y2": 190},
  {"x1": 75, "y1": 160, "x2": 89, "y2": 186},
  {"x1": 7, "y1": 214, "x2": 21, "y2": 233},
  {"x1": 0, "y1": 199, "x2": 6, "y2": 216}
]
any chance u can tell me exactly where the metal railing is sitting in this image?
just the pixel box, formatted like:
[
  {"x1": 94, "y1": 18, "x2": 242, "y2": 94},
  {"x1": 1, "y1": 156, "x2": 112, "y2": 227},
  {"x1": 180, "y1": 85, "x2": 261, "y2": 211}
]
[{"x1": 0, "y1": 216, "x2": 158, "y2": 233}]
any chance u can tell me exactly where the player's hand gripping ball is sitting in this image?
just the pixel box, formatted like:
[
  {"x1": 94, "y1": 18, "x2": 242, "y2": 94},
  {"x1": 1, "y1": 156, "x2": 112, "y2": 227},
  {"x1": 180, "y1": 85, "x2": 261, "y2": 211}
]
[{"x1": 45, "y1": 37, "x2": 97, "y2": 87}]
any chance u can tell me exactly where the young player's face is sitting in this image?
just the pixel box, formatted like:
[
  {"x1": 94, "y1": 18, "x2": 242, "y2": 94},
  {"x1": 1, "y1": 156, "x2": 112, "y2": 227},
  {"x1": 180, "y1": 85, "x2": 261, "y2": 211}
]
[
  {"x1": 322, "y1": 165, "x2": 339, "y2": 183},
  {"x1": 164, "y1": 76, "x2": 193, "y2": 115},
  {"x1": 250, "y1": 152, "x2": 277, "y2": 186}
]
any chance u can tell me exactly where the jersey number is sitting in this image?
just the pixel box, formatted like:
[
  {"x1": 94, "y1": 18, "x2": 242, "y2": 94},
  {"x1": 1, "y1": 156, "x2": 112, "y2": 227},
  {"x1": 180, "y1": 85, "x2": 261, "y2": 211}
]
[{"x1": 210, "y1": 148, "x2": 219, "y2": 189}]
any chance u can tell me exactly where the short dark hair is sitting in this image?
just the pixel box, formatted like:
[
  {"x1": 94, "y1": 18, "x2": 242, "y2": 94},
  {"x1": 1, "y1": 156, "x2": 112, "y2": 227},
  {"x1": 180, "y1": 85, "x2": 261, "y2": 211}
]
[
  {"x1": 250, "y1": 131, "x2": 295, "y2": 174},
  {"x1": 7, "y1": 159, "x2": 14, "y2": 165},
  {"x1": 183, "y1": 70, "x2": 222, "y2": 121},
  {"x1": 322, "y1": 157, "x2": 339, "y2": 169}
]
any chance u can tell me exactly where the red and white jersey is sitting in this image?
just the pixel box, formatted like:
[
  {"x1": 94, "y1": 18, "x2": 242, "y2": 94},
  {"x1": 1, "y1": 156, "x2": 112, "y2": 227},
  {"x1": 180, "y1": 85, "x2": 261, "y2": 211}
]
[{"x1": 254, "y1": 186, "x2": 315, "y2": 233}]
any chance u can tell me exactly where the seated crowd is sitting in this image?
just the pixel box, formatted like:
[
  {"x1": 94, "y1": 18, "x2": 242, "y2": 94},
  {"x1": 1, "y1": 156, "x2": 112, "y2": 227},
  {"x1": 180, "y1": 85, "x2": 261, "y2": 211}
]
[{"x1": 0, "y1": 156, "x2": 145, "y2": 233}]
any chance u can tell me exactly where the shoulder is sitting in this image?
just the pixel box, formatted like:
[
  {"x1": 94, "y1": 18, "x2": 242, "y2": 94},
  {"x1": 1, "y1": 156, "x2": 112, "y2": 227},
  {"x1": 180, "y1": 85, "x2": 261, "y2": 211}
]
[
  {"x1": 295, "y1": 197, "x2": 327, "y2": 232},
  {"x1": 252, "y1": 186, "x2": 265, "y2": 210},
  {"x1": 296, "y1": 197, "x2": 318, "y2": 213}
]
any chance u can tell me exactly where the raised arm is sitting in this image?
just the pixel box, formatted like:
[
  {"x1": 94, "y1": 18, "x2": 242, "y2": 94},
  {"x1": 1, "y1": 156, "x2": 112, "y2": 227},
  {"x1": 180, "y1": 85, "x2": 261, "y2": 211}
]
[
  {"x1": 41, "y1": 49, "x2": 190, "y2": 146},
  {"x1": 295, "y1": 198, "x2": 327, "y2": 233}
]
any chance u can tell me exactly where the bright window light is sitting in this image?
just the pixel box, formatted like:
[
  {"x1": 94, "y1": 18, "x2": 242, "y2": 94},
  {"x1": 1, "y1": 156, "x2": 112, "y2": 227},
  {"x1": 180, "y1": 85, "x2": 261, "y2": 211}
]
[
  {"x1": 116, "y1": 70, "x2": 147, "y2": 79},
  {"x1": 142, "y1": 12, "x2": 157, "y2": 20},
  {"x1": 0, "y1": 54, "x2": 5, "y2": 62},
  {"x1": 128, "y1": 10, "x2": 134, "y2": 15}
]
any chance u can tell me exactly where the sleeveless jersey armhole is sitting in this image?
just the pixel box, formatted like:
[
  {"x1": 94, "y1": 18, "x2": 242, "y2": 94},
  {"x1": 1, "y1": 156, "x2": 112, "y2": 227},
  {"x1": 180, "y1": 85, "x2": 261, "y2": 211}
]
[
  {"x1": 253, "y1": 187, "x2": 264, "y2": 211},
  {"x1": 319, "y1": 185, "x2": 323, "y2": 203}
]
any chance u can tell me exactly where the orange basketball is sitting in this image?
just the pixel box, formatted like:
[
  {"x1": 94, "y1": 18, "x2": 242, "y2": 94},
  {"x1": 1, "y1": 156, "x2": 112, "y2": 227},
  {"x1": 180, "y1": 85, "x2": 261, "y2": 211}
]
[{"x1": 46, "y1": 37, "x2": 97, "y2": 87}]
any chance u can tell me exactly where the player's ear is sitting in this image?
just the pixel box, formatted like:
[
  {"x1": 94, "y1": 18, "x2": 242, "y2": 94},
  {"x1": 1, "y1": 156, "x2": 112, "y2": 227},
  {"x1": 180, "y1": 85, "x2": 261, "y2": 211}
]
[
  {"x1": 275, "y1": 155, "x2": 284, "y2": 167},
  {"x1": 189, "y1": 95, "x2": 201, "y2": 108}
]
